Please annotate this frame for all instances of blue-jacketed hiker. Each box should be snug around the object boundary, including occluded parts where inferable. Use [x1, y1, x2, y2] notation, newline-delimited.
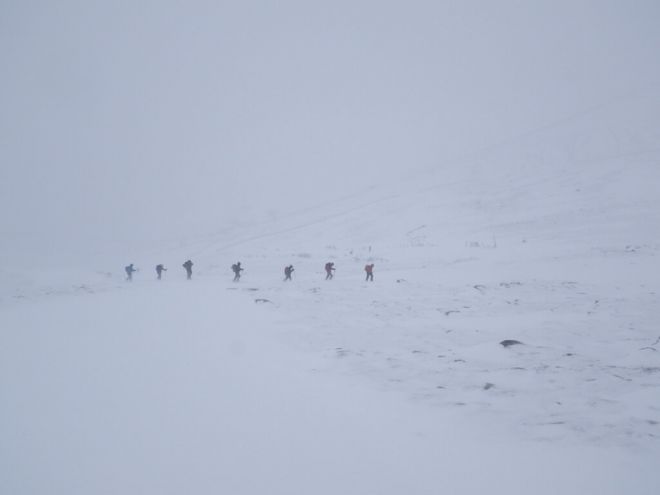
[232, 262, 243, 282]
[325, 262, 335, 280]
[183, 260, 193, 280]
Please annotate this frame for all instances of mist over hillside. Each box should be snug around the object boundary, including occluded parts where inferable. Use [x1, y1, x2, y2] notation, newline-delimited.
[2, 1, 659, 267]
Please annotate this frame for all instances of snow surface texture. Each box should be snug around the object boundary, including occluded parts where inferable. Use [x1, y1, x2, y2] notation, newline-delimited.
[2, 97, 660, 493]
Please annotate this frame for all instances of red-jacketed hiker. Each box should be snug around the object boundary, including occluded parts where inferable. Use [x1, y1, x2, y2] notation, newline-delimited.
[365, 263, 374, 282]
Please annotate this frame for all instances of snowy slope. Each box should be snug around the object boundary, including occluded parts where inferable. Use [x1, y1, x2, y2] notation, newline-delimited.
[3, 279, 657, 495]
[2, 94, 660, 493]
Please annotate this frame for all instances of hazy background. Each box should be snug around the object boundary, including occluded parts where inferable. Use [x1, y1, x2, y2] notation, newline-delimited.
[1, 0, 659, 265]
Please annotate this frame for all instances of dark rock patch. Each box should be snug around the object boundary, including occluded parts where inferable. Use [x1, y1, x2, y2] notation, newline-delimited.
[500, 339, 523, 347]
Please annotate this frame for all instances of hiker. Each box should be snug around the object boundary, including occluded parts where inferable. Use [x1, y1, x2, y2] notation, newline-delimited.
[125, 263, 137, 282]
[182, 259, 193, 280]
[155, 264, 167, 280]
[325, 262, 335, 280]
[365, 263, 374, 282]
[284, 265, 294, 281]
[232, 262, 243, 282]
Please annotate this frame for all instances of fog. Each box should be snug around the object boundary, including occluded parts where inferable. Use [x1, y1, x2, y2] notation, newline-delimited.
[1, 0, 659, 266]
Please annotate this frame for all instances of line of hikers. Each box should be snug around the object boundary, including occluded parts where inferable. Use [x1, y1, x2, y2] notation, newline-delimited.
[125, 260, 194, 282]
[125, 261, 375, 282]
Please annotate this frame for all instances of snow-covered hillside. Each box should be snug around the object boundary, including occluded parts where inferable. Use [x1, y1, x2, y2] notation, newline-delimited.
[2, 94, 660, 493]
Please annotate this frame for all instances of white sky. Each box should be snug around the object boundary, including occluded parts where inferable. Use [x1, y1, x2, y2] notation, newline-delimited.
[1, 0, 659, 263]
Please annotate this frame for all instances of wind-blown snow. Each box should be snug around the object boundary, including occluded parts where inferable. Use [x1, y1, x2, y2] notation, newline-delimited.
[2, 95, 660, 493]
[2, 280, 657, 495]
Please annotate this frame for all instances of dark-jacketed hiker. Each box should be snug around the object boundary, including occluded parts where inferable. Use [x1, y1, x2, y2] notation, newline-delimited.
[182, 260, 193, 280]
[156, 264, 167, 280]
[284, 265, 294, 281]
[325, 262, 335, 280]
[125, 263, 137, 282]
[365, 263, 374, 282]
[232, 262, 243, 282]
